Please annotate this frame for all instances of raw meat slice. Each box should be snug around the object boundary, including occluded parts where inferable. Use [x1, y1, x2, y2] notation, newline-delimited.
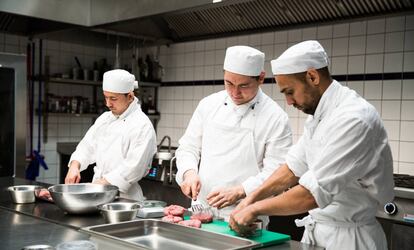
[191, 212, 213, 223]
[178, 219, 202, 228]
[161, 215, 184, 223]
[163, 205, 186, 217]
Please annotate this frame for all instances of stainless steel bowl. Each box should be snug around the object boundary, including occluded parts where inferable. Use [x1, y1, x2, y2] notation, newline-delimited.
[7, 185, 42, 204]
[98, 202, 141, 224]
[48, 184, 118, 214]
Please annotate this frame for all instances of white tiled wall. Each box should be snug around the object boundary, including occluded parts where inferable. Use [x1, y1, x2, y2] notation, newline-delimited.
[155, 14, 414, 175]
[0, 33, 115, 184]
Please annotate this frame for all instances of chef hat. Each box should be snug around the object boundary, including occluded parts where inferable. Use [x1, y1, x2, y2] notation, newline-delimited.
[102, 69, 138, 93]
[271, 40, 329, 75]
[223, 45, 265, 76]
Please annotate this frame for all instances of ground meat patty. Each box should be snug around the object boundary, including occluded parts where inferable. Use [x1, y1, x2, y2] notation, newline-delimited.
[178, 219, 202, 228]
[163, 205, 186, 217]
[190, 212, 213, 223]
[161, 215, 184, 223]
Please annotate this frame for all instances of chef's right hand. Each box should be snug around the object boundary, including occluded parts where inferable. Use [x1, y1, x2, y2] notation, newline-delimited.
[180, 169, 201, 201]
[65, 161, 81, 184]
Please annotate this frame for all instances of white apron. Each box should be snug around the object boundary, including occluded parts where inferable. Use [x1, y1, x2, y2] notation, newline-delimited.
[196, 99, 265, 223]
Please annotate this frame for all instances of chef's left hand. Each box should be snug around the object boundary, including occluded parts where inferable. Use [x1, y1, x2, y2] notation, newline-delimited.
[92, 178, 110, 185]
[229, 204, 258, 233]
[206, 185, 246, 209]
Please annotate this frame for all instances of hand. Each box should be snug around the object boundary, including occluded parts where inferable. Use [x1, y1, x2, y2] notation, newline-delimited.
[65, 161, 81, 184]
[206, 185, 246, 209]
[229, 204, 258, 234]
[180, 170, 201, 200]
[92, 178, 110, 185]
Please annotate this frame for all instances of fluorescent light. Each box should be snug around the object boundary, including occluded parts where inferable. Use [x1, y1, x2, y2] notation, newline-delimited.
[213, 0, 222, 3]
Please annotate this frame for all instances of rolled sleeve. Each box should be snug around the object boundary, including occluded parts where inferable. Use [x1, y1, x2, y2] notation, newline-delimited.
[299, 170, 332, 208]
[286, 136, 308, 177]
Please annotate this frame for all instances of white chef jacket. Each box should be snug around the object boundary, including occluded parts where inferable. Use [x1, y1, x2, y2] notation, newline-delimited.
[69, 97, 157, 201]
[287, 80, 394, 249]
[176, 88, 292, 196]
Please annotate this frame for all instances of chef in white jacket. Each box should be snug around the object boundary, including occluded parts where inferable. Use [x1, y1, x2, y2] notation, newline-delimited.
[175, 45, 292, 222]
[65, 69, 157, 201]
[229, 41, 394, 249]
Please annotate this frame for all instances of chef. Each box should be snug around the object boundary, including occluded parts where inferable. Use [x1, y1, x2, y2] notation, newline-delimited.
[175, 45, 292, 222]
[229, 40, 394, 249]
[65, 69, 157, 201]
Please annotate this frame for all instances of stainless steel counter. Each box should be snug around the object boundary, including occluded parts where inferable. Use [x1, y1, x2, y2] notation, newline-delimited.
[0, 177, 322, 250]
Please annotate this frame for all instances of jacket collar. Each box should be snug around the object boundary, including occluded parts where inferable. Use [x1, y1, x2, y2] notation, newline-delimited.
[109, 96, 139, 120]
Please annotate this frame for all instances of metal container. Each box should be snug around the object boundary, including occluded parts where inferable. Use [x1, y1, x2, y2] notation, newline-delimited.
[81, 219, 261, 250]
[21, 245, 55, 250]
[7, 185, 42, 204]
[56, 240, 97, 250]
[98, 202, 141, 224]
[48, 184, 118, 214]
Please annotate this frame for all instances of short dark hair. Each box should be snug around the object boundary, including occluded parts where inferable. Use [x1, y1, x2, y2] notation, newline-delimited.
[290, 67, 331, 83]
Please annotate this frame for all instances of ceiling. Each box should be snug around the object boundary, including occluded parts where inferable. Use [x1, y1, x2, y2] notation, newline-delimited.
[0, 0, 413, 47]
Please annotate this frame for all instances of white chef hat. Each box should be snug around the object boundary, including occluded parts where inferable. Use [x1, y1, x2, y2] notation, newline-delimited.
[271, 40, 329, 75]
[223, 45, 265, 76]
[102, 69, 138, 93]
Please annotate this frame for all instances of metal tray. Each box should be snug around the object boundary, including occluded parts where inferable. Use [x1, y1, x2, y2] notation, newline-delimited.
[81, 219, 261, 250]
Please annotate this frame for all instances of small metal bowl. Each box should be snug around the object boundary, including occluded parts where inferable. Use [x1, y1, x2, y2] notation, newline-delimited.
[22, 244, 54, 250]
[98, 202, 141, 224]
[7, 185, 42, 204]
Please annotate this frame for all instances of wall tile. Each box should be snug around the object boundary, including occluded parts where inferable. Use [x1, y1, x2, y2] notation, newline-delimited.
[367, 18, 385, 34]
[274, 43, 288, 58]
[366, 34, 385, 54]
[347, 81, 364, 96]
[204, 50, 215, 65]
[383, 80, 402, 99]
[349, 36, 366, 55]
[288, 29, 302, 42]
[383, 120, 400, 140]
[194, 66, 203, 81]
[399, 162, 414, 175]
[402, 80, 414, 99]
[350, 21, 367, 36]
[385, 32, 404, 52]
[274, 31, 288, 44]
[364, 81, 382, 100]
[382, 101, 401, 120]
[302, 27, 317, 40]
[333, 23, 349, 37]
[406, 14, 414, 30]
[400, 142, 414, 162]
[237, 35, 249, 45]
[261, 45, 274, 60]
[348, 55, 365, 74]
[318, 39, 332, 56]
[332, 37, 349, 56]
[248, 34, 261, 46]
[389, 141, 399, 164]
[215, 49, 225, 65]
[365, 54, 383, 73]
[184, 53, 194, 67]
[317, 25, 333, 39]
[331, 56, 348, 75]
[205, 39, 215, 50]
[386, 16, 405, 32]
[401, 121, 414, 141]
[226, 36, 238, 47]
[402, 101, 414, 120]
[261, 32, 275, 45]
[405, 30, 414, 51]
[384, 53, 403, 73]
[404, 52, 414, 72]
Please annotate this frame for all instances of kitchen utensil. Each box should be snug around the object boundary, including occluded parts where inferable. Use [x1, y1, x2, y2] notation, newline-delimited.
[81, 219, 260, 250]
[98, 202, 141, 224]
[22, 244, 55, 250]
[191, 199, 204, 213]
[7, 185, 42, 203]
[48, 184, 118, 214]
[136, 206, 165, 218]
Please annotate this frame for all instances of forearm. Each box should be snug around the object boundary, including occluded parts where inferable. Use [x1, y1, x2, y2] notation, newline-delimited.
[252, 184, 317, 216]
[247, 164, 298, 203]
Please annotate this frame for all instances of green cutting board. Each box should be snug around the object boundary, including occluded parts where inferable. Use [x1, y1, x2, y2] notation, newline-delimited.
[184, 216, 290, 248]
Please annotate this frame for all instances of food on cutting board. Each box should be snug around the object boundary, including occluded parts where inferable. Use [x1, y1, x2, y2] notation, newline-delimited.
[161, 214, 184, 223]
[178, 219, 202, 228]
[163, 205, 186, 216]
[190, 212, 213, 223]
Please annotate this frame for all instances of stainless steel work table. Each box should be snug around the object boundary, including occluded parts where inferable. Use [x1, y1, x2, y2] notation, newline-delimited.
[0, 177, 322, 250]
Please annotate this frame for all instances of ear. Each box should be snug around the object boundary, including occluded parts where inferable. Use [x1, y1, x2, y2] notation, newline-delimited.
[258, 71, 265, 85]
[306, 68, 320, 86]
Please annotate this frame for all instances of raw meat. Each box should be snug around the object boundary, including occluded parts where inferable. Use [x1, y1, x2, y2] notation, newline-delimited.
[161, 215, 183, 223]
[191, 212, 213, 223]
[35, 188, 53, 202]
[163, 205, 186, 217]
[178, 219, 202, 228]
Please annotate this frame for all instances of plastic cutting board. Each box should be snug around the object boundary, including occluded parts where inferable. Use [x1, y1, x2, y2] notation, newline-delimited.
[184, 216, 290, 247]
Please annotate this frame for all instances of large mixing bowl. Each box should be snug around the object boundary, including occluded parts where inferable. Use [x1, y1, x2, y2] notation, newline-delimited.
[48, 184, 118, 214]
